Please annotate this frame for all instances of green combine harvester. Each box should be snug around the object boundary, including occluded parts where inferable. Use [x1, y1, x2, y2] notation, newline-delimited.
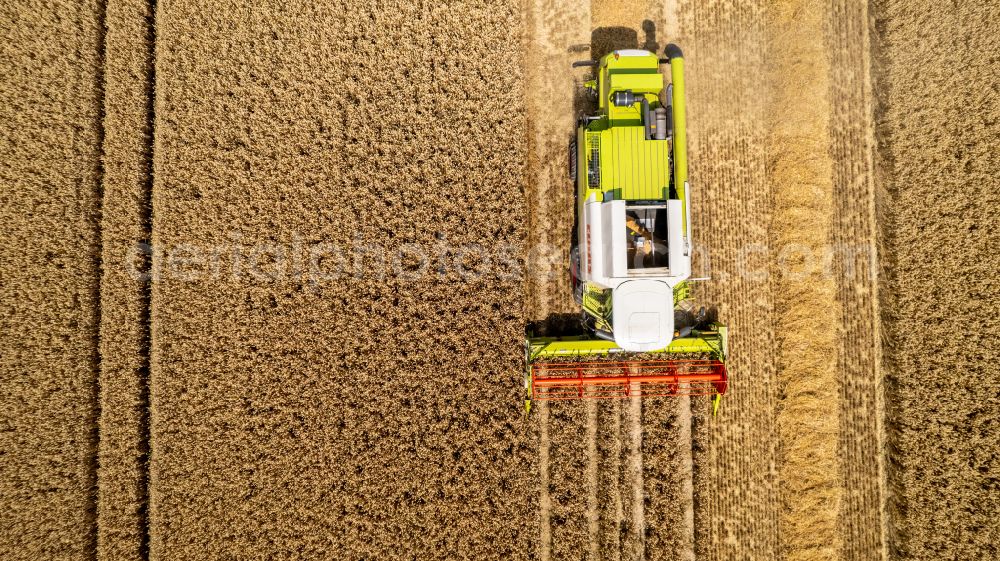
[525, 45, 729, 412]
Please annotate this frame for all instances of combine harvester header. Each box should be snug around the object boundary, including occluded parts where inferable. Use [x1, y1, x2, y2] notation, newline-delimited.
[525, 44, 729, 412]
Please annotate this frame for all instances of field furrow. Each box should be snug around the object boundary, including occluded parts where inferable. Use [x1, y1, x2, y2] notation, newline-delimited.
[96, 0, 156, 558]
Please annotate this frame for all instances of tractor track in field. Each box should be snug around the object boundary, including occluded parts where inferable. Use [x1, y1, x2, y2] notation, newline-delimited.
[585, 400, 601, 561]
[676, 396, 696, 561]
[623, 395, 646, 560]
[598, 400, 625, 561]
[538, 402, 554, 561]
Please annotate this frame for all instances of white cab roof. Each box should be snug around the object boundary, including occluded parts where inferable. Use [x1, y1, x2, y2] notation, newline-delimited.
[611, 279, 674, 352]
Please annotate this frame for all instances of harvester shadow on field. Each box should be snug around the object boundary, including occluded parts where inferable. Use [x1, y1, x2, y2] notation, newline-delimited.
[528, 312, 585, 338]
[589, 20, 659, 61]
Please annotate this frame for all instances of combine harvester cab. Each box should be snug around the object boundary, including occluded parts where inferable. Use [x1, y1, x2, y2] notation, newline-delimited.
[526, 45, 729, 412]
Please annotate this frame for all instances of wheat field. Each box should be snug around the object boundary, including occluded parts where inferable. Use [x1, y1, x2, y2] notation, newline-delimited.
[0, 0, 997, 560]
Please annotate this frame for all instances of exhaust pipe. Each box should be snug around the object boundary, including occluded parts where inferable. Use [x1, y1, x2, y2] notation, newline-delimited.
[611, 90, 654, 141]
[654, 107, 668, 140]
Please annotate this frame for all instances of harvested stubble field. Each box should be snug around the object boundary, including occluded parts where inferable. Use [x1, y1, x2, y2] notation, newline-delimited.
[0, 0, 997, 560]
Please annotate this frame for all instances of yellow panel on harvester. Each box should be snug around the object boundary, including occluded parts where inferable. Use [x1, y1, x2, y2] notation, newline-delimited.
[608, 72, 664, 95]
[600, 126, 672, 201]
